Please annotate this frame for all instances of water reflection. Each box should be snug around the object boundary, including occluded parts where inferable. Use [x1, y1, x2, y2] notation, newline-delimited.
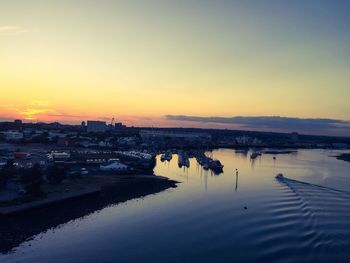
[2, 149, 350, 263]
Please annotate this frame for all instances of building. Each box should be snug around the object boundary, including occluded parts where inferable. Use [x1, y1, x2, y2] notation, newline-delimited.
[100, 161, 128, 171]
[57, 137, 74, 147]
[115, 122, 126, 129]
[14, 119, 23, 125]
[3, 131, 24, 141]
[87, 121, 107, 133]
[117, 137, 137, 147]
[48, 131, 67, 139]
[291, 132, 299, 142]
[14, 151, 31, 159]
[48, 151, 71, 161]
[235, 136, 253, 145]
[70, 151, 118, 164]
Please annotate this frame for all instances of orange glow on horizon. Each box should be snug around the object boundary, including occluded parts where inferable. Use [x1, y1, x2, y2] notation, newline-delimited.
[0, 1, 349, 135]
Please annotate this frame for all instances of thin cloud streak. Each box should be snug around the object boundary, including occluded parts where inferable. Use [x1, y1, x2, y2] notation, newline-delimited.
[165, 115, 350, 136]
[0, 25, 34, 35]
[47, 114, 90, 119]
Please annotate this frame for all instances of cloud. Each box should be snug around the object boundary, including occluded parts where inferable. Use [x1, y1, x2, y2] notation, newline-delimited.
[30, 100, 50, 107]
[17, 108, 53, 120]
[0, 26, 20, 32]
[165, 115, 350, 136]
[47, 114, 90, 119]
[0, 25, 34, 35]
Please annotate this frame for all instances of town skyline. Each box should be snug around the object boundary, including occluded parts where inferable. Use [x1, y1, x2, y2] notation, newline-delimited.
[0, 115, 349, 137]
[1, 2, 350, 262]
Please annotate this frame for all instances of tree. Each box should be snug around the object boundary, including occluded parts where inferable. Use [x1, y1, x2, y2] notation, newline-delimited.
[0, 160, 16, 189]
[0, 170, 5, 189]
[32, 132, 49, 143]
[21, 163, 44, 197]
[3, 160, 16, 175]
[47, 165, 65, 184]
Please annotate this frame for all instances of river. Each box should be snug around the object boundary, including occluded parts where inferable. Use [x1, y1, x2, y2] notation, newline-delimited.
[1, 149, 350, 262]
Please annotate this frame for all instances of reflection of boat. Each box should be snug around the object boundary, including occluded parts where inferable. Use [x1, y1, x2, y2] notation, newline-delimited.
[203, 163, 209, 170]
[250, 151, 262, 160]
[264, 150, 297, 155]
[178, 151, 190, 168]
[184, 158, 190, 168]
[178, 154, 183, 167]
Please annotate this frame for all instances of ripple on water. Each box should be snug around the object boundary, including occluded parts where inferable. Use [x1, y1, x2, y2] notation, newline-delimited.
[244, 176, 350, 262]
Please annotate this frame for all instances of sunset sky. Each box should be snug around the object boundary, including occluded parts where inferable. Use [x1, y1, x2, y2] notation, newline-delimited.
[0, 1, 349, 135]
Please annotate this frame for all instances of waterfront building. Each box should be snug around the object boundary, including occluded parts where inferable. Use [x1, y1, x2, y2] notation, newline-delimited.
[115, 122, 126, 129]
[14, 119, 22, 125]
[87, 121, 107, 133]
[48, 151, 71, 161]
[235, 136, 253, 146]
[100, 161, 128, 171]
[2, 131, 24, 141]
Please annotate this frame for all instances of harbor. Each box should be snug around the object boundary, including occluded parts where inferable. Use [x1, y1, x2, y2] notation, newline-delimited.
[2, 149, 350, 262]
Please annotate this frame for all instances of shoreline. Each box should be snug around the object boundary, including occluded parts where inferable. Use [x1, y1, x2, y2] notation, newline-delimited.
[336, 153, 350, 163]
[0, 174, 176, 216]
[0, 186, 100, 216]
[0, 174, 178, 253]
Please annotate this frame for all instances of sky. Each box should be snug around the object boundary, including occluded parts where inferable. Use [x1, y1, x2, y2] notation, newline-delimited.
[0, 0, 349, 136]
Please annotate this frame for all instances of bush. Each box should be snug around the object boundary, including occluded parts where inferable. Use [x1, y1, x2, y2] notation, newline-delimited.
[0, 160, 16, 189]
[0, 170, 5, 189]
[47, 165, 65, 184]
[21, 163, 44, 197]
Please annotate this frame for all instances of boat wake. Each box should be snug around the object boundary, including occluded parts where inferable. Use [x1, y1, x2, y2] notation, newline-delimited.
[267, 175, 350, 262]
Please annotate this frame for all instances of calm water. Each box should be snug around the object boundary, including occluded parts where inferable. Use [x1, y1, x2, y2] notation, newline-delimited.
[2, 149, 350, 263]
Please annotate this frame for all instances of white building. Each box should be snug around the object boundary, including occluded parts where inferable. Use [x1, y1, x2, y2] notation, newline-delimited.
[3, 131, 24, 141]
[117, 137, 137, 146]
[48, 151, 71, 161]
[48, 131, 67, 139]
[100, 161, 128, 171]
[235, 136, 253, 145]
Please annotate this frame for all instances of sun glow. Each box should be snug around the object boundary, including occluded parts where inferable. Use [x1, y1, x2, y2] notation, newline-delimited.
[0, 1, 349, 135]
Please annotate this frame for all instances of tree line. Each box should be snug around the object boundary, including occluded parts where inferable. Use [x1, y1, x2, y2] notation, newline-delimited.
[0, 161, 66, 198]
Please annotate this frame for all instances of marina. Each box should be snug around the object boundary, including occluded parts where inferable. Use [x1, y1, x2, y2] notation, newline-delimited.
[0, 1, 349, 262]
[2, 149, 350, 262]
